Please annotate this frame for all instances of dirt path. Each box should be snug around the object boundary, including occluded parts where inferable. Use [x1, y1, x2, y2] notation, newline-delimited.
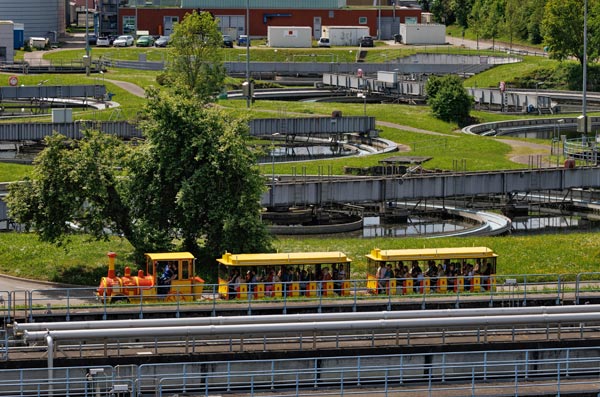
[496, 138, 554, 167]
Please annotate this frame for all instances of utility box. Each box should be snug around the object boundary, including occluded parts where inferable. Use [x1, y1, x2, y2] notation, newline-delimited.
[0, 21, 15, 62]
[268, 26, 312, 48]
[52, 108, 73, 123]
[577, 115, 592, 133]
[321, 26, 370, 46]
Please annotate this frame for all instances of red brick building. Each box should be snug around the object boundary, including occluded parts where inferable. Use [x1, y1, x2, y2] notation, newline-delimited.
[118, 6, 422, 40]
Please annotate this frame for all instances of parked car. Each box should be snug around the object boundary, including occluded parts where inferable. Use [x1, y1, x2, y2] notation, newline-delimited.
[96, 36, 110, 47]
[113, 35, 134, 47]
[222, 34, 234, 48]
[136, 35, 155, 47]
[85, 34, 97, 46]
[154, 35, 170, 47]
[359, 35, 374, 47]
[317, 37, 330, 48]
[237, 35, 250, 46]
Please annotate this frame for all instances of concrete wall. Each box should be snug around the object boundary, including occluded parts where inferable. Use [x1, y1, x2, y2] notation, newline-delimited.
[0, 0, 65, 41]
[0, 21, 15, 63]
[400, 23, 445, 45]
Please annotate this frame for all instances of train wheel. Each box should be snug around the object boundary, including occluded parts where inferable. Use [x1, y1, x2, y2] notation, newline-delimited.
[165, 292, 180, 302]
[110, 295, 129, 304]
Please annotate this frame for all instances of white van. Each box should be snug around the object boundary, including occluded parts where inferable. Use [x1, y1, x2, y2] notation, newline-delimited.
[317, 37, 330, 47]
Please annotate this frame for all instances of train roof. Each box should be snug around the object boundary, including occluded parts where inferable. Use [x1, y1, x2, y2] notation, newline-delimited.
[145, 252, 196, 261]
[366, 247, 497, 261]
[217, 251, 351, 266]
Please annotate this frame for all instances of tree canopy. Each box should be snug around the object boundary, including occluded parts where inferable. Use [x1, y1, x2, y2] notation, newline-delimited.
[426, 75, 473, 126]
[167, 10, 226, 101]
[541, 0, 600, 65]
[7, 11, 272, 274]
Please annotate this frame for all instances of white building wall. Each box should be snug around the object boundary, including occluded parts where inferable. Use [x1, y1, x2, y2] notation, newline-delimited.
[0, 0, 64, 41]
[0, 21, 15, 63]
[399, 23, 445, 45]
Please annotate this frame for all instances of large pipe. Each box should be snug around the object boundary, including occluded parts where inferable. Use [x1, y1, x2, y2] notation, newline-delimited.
[46, 334, 54, 396]
[15, 305, 600, 332]
[24, 311, 600, 342]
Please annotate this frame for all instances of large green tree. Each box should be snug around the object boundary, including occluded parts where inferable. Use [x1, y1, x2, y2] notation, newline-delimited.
[167, 10, 226, 101]
[7, 11, 272, 271]
[541, 0, 600, 65]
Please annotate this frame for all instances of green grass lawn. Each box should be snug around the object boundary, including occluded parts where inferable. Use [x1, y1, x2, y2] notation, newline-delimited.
[1, 232, 597, 285]
[0, 43, 594, 284]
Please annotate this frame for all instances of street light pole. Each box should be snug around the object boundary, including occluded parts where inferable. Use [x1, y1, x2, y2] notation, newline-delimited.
[271, 133, 280, 183]
[85, 0, 90, 58]
[377, 0, 381, 41]
[246, 0, 251, 108]
[583, 0, 588, 136]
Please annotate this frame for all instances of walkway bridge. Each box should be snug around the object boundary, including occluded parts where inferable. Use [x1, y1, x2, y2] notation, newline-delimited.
[261, 166, 600, 207]
[0, 116, 375, 142]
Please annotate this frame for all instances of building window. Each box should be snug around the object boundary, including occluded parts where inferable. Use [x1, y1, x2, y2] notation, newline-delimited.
[123, 16, 135, 33]
[359, 17, 367, 25]
[329, 11, 334, 19]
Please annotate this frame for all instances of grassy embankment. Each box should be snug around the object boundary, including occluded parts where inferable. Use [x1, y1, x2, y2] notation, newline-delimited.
[0, 45, 597, 285]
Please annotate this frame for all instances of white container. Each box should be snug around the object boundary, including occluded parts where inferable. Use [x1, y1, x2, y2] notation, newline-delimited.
[321, 26, 370, 46]
[267, 26, 312, 48]
[399, 23, 446, 45]
[29, 36, 48, 49]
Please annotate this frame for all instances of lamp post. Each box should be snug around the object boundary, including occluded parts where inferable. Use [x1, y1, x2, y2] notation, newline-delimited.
[246, 0, 251, 108]
[135, 0, 138, 37]
[271, 133, 280, 183]
[583, 0, 588, 136]
[377, 0, 381, 40]
[85, 0, 90, 77]
[357, 91, 366, 116]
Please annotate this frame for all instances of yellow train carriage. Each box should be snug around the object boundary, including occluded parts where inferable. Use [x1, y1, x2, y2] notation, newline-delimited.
[366, 247, 497, 295]
[217, 251, 352, 299]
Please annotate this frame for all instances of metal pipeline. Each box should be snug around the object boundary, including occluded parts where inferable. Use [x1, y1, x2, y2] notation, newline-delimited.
[15, 304, 600, 333]
[23, 311, 600, 342]
[46, 333, 53, 397]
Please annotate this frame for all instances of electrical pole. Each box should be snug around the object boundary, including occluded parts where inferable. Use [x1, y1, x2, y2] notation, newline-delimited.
[246, 0, 251, 108]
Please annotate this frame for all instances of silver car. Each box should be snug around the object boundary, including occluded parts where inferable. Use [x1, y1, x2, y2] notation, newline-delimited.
[113, 35, 134, 47]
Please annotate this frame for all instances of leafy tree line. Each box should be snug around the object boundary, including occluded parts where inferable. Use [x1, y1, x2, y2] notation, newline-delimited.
[7, 11, 272, 278]
[417, 0, 545, 45]
[417, 0, 600, 65]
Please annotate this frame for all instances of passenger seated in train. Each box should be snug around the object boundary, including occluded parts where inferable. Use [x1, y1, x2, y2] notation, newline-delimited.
[158, 262, 177, 296]
[228, 269, 241, 299]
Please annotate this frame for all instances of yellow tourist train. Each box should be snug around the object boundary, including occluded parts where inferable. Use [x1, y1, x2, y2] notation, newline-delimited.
[96, 247, 497, 303]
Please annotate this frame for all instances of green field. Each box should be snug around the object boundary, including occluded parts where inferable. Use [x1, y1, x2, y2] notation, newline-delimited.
[0, 232, 597, 286]
[0, 44, 597, 285]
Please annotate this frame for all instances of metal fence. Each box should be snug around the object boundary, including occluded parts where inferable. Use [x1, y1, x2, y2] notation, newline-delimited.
[563, 136, 599, 165]
[1, 272, 598, 324]
[1, 347, 600, 396]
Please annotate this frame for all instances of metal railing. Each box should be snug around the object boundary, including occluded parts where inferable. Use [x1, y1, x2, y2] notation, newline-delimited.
[563, 136, 599, 165]
[1, 346, 600, 396]
[0, 272, 596, 324]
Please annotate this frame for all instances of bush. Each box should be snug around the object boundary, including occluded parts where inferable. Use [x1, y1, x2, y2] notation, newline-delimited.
[426, 75, 473, 126]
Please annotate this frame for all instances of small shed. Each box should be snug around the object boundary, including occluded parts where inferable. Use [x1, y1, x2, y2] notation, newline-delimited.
[0, 21, 15, 63]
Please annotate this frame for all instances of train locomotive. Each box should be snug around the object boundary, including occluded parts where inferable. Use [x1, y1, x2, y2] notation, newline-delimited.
[96, 252, 205, 303]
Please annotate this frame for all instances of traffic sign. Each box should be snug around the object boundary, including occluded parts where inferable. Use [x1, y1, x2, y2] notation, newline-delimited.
[8, 75, 18, 86]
